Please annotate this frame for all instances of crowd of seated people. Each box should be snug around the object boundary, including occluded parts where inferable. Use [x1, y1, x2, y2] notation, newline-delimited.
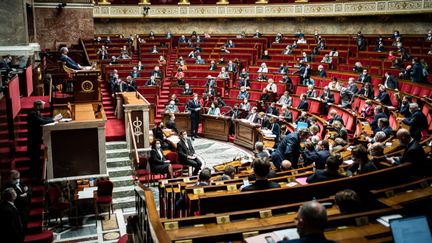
[94, 30, 432, 192]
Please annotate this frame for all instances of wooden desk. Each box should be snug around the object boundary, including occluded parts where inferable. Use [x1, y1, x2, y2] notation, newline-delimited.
[201, 114, 230, 141]
[74, 103, 95, 121]
[163, 112, 191, 135]
[376, 187, 432, 207]
[234, 119, 260, 150]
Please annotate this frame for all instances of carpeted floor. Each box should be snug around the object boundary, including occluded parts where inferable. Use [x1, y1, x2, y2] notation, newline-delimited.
[20, 96, 50, 109]
[106, 119, 126, 141]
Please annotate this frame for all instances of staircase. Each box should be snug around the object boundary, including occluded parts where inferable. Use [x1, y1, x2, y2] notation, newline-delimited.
[0, 101, 54, 242]
[105, 141, 135, 209]
[155, 51, 178, 123]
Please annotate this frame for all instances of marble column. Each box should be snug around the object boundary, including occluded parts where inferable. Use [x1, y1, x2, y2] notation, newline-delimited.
[33, 2, 94, 50]
[0, 0, 28, 46]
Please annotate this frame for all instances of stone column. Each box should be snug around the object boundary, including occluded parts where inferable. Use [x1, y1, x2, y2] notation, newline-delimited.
[0, 0, 28, 46]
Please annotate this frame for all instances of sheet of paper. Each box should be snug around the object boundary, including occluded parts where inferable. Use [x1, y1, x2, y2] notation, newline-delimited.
[273, 228, 300, 241]
[296, 177, 308, 185]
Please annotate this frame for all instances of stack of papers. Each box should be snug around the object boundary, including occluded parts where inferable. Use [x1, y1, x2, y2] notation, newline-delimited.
[377, 214, 403, 227]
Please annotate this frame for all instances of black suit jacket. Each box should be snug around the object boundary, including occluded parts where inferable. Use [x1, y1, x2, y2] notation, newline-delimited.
[297, 100, 309, 111]
[306, 169, 346, 183]
[0, 201, 24, 243]
[358, 74, 372, 83]
[242, 179, 281, 191]
[187, 99, 202, 119]
[177, 138, 195, 162]
[377, 91, 392, 106]
[402, 110, 428, 141]
[399, 103, 411, 118]
[400, 140, 427, 175]
[371, 112, 388, 132]
[319, 91, 335, 103]
[27, 109, 54, 153]
[149, 149, 166, 167]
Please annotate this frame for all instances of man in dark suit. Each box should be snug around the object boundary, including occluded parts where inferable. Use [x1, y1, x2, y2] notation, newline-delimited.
[0, 188, 24, 243]
[398, 96, 412, 118]
[241, 158, 280, 191]
[271, 128, 311, 169]
[327, 110, 343, 126]
[306, 155, 346, 183]
[391, 129, 428, 176]
[297, 94, 309, 111]
[370, 106, 388, 133]
[268, 116, 281, 143]
[375, 85, 392, 106]
[384, 72, 398, 89]
[27, 100, 59, 176]
[0, 55, 12, 71]
[177, 130, 202, 176]
[319, 86, 335, 104]
[402, 103, 428, 141]
[2, 170, 31, 233]
[357, 69, 372, 83]
[60, 47, 83, 70]
[186, 93, 202, 139]
[377, 118, 394, 139]
[278, 201, 335, 243]
[246, 107, 259, 123]
[266, 102, 279, 116]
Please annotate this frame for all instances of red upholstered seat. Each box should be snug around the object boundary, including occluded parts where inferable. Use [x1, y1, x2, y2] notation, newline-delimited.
[399, 82, 412, 93]
[411, 86, 421, 96]
[97, 195, 112, 204]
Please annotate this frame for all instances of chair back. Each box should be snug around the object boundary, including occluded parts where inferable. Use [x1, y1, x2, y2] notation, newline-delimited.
[166, 151, 178, 164]
[47, 185, 62, 206]
[97, 179, 114, 197]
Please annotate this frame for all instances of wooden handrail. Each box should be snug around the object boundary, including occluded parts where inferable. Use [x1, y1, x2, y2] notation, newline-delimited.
[127, 112, 140, 165]
[79, 38, 91, 66]
[135, 185, 171, 242]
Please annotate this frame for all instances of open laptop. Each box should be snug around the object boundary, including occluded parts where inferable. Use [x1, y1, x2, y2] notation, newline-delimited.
[296, 122, 309, 131]
[390, 215, 432, 243]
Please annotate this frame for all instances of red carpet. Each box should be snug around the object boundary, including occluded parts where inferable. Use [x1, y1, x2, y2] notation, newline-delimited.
[106, 119, 126, 141]
[20, 96, 50, 109]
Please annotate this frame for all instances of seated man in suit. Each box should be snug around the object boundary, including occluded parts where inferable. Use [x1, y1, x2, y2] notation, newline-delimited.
[177, 130, 203, 176]
[307, 155, 346, 183]
[402, 103, 428, 141]
[195, 168, 211, 186]
[246, 107, 259, 123]
[370, 105, 388, 133]
[390, 128, 428, 176]
[375, 85, 392, 106]
[241, 158, 281, 191]
[60, 47, 92, 70]
[358, 69, 372, 83]
[327, 109, 344, 126]
[279, 201, 335, 243]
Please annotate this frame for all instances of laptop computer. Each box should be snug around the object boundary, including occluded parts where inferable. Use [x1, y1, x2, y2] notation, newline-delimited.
[390, 215, 432, 243]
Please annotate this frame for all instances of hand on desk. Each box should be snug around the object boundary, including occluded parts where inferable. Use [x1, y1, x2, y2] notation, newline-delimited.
[164, 160, 171, 163]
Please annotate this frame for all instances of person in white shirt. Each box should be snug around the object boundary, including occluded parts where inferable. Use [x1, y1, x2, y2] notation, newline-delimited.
[257, 62, 268, 73]
[264, 78, 277, 94]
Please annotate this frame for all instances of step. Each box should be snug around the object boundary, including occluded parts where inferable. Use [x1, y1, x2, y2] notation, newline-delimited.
[106, 148, 129, 158]
[112, 185, 135, 198]
[110, 175, 134, 187]
[26, 220, 43, 234]
[29, 208, 43, 220]
[107, 166, 133, 177]
[24, 230, 54, 243]
[31, 196, 44, 207]
[106, 141, 128, 150]
[106, 156, 131, 167]
[112, 196, 135, 210]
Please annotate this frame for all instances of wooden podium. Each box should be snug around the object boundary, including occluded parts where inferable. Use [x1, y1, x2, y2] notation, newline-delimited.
[201, 114, 230, 141]
[163, 112, 191, 134]
[234, 119, 260, 150]
[73, 70, 100, 103]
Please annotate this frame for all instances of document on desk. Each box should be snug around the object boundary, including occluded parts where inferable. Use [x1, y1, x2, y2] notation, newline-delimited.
[245, 228, 299, 243]
[83, 187, 98, 192]
[78, 190, 94, 199]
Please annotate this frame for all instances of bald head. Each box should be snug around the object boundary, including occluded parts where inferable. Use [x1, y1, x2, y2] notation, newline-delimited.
[297, 201, 328, 237]
[396, 128, 412, 145]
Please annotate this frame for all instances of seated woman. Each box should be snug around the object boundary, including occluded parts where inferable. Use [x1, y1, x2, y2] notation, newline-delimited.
[239, 68, 249, 79]
[120, 45, 130, 59]
[153, 123, 175, 151]
[164, 100, 179, 114]
[280, 105, 293, 123]
[361, 99, 374, 123]
[146, 76, 158, 86]
[175, 68, 185, 85]
[240, 98, 251, 111]
[183, 83, 193, 95]
[256, 73, 268, 82]
[257, 62, 268, 73]
[158, 56, 167, 66]
[237, 86, 249, 100]
[357, 82, 374, 99]
[207, 102, 220, 116]
[328, 77, 341, 91]
[149, 140, 173, 178]
[238, 77, 251, 89]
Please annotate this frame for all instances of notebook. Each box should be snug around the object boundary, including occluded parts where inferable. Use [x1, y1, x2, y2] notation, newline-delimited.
[390, 216, 432, 243]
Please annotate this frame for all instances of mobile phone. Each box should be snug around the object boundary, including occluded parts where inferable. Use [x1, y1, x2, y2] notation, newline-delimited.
[265, 236, 276, 243]
[243, 179, 250, 187]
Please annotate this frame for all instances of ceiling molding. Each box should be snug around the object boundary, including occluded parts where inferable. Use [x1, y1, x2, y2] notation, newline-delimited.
[93, 0, 432, 19]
